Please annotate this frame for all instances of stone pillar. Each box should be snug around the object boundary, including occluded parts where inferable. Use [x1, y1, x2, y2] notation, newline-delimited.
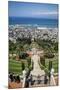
[50, 68, 56, 86]
[22, 70, 26, 88]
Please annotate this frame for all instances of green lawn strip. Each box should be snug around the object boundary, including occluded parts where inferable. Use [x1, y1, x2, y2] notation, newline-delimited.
[9, 61, 22, 69]
[9, 67, 21, 71]
[52, 63, 58, 72]
[9, 65, 22, 74]
[9, 59, 21, 63]
[9, 59, 29, 74]
[9, 69, 21, 74]
[9, 63, 22, 69]
[9, 62, 21, 67]
[9, 67, 22, 71]
[9, 59, 22, 74]
[45, 57, 58, 73]
[9, 66, 22, 74]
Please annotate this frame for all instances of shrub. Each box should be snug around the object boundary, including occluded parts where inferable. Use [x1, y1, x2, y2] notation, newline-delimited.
[27, 57, 31, 68]
[21, 62, 25, 70]
[19, 52, 29, 59]
[44, 52, 54, 58]
[40, 56, 45, 66]
[48, 60, 52, 71]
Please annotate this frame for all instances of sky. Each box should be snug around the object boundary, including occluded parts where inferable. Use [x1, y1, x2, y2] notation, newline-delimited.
[8, 1, 58, 19]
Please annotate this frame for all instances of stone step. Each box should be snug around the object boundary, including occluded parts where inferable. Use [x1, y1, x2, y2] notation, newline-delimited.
[30, 70, 45, 76]
[29, 83, 50, 87]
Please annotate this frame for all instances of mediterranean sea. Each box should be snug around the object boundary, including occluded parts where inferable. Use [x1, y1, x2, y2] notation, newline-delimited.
[9, 17, 58, 28]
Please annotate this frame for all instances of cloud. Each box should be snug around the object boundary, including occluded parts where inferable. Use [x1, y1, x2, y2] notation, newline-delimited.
[32, 11, 58, 16]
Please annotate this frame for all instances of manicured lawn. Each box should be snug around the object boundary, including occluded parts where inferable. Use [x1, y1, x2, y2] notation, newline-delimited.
[9, 53, 58, 75]
[9, 58, 29, 74]
[9, 59, 22, 74]
[45, 54, 58, 73]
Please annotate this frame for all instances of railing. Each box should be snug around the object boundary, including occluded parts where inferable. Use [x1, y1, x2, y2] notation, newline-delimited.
[28, 74, 49, 86]
[8, 71, 58, 87]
